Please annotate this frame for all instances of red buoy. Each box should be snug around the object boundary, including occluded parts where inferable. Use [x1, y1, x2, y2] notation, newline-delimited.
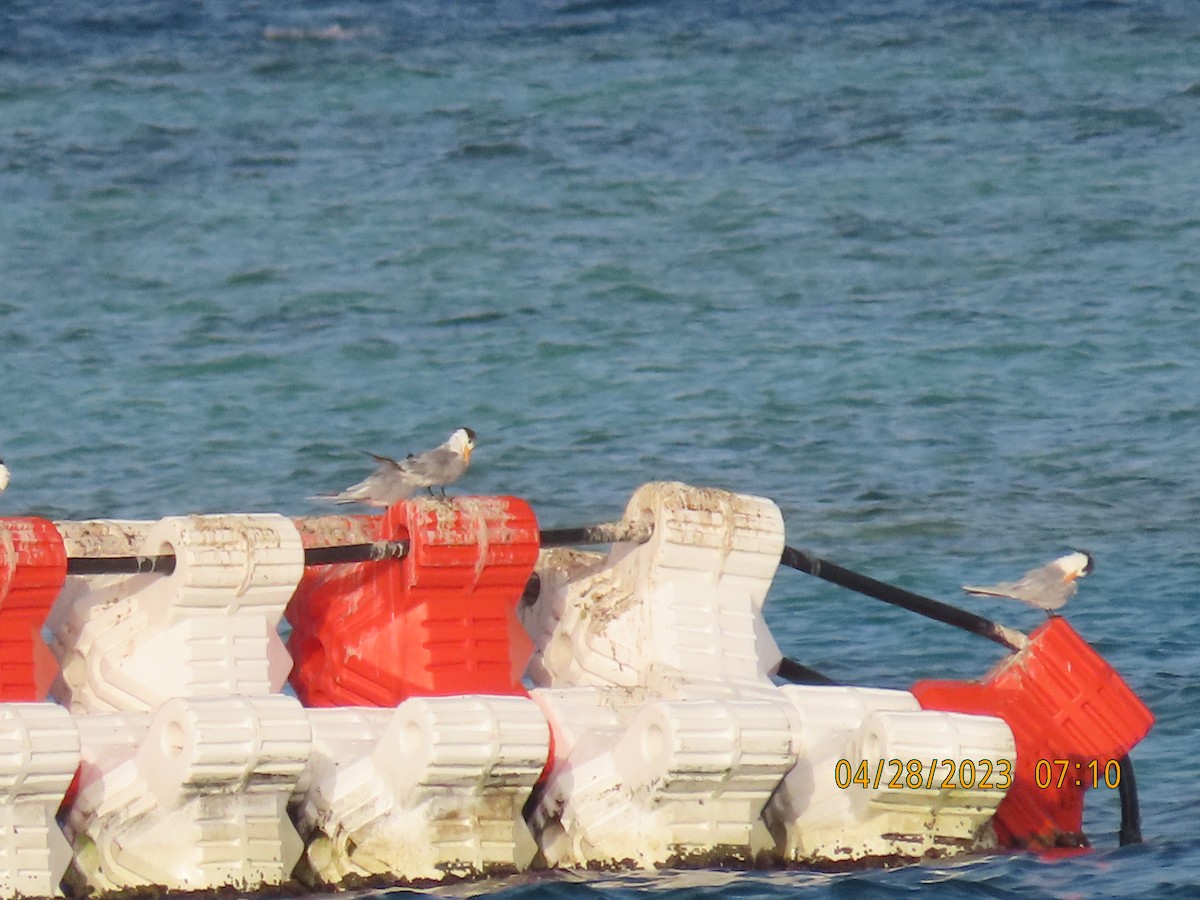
[913, 617, 1154, 849]
[287, 497, 540, 707]
[0, 518, 68, 700]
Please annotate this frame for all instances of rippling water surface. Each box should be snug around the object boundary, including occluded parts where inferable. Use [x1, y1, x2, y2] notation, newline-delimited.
[2, 2, 1199, 897]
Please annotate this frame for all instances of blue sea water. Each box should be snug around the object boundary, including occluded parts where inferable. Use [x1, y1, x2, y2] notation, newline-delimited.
[2, 0, 1199, 897]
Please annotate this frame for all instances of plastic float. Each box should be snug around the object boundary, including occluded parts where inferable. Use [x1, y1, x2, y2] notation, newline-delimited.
[0, 519, 78, 900]
[64, 695, 310, 896]
[913, 618, 1154, 850]
[288, 496, 541, 706]
[293, 695, 547, 885]
[0, 482, 1152, 898]
[521, 484, 1018, 867]
[49, 514, 302, 711]
[0, 517, 66, 701]
[0, 703, 77, 899]
[46, 516, 310, 895]
[522, 485, 823, 866]
[287, 496, 548, 884]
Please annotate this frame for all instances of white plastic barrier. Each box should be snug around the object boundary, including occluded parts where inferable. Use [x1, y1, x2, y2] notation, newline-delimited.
[64, 695, 310, 895]
[0, 704, 79, 900]
[530, 689, 800, 868]
[46, 515, 303, 712]
[293, 695, 550, 885]
[522, 484, 801, 867]
[522, 482, 1017, 868]
[523, 482, 787, 696]
[764, 685, 1015, 863]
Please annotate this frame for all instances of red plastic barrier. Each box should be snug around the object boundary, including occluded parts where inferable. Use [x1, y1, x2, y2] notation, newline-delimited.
[912, 617, 1153, 850]
[0, 518, 68, 700]
[287, 497, 541, 707]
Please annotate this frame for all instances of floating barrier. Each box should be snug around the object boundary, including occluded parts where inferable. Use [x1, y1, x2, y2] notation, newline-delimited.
[0, 703, 78, 899]
[522, 483, 801, 867]
[294, 695, 548, 885]
[48, 514, 303, 712]
[288, 496, 540, 706]
[764, 686, 1013, 863]
[0, 484, 1154, 897]
[0, 518, 67, 701]
[0, 521, 82, 900]
[41, 513, 312, 896]
[65, 695, 309, 896]
[522, 482, 787, 694]
[913, 616, 1154, 849]
[521, 483, 1018, 868]
[286, 497, 547, 884]
[529, 689, 800, 868]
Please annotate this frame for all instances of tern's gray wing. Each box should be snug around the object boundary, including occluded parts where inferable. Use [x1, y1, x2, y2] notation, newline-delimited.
[397, 445, 468, 486]
[313, 454, 416, 506]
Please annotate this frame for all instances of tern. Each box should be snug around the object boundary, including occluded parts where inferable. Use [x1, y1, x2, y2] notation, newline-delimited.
[0, 458, 8, 498]
[962, 551, 1094, 614]
[313, 427, 476, 507]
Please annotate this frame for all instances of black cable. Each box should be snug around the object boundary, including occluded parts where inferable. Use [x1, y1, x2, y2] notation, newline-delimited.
[1117, 753, 1143, 846]
[65, 540, 410, 576]
[64, 519, 646, 576]
[540, 521, 651, 547]
[776, 656, 838, 685]
[302, 541, 409, 566]
[66, 555, 176, 575]
[780, 545, 1027, 652]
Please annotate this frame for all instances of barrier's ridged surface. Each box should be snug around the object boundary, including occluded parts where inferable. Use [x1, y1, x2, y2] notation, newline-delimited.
[47, 515, 303, 712]
[523, 482, 786, 696]
[0, 703, 79, 899]
[65, 696, 310, 896]
[294, 695, 549, 884]
[524, 484, 804, 868]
